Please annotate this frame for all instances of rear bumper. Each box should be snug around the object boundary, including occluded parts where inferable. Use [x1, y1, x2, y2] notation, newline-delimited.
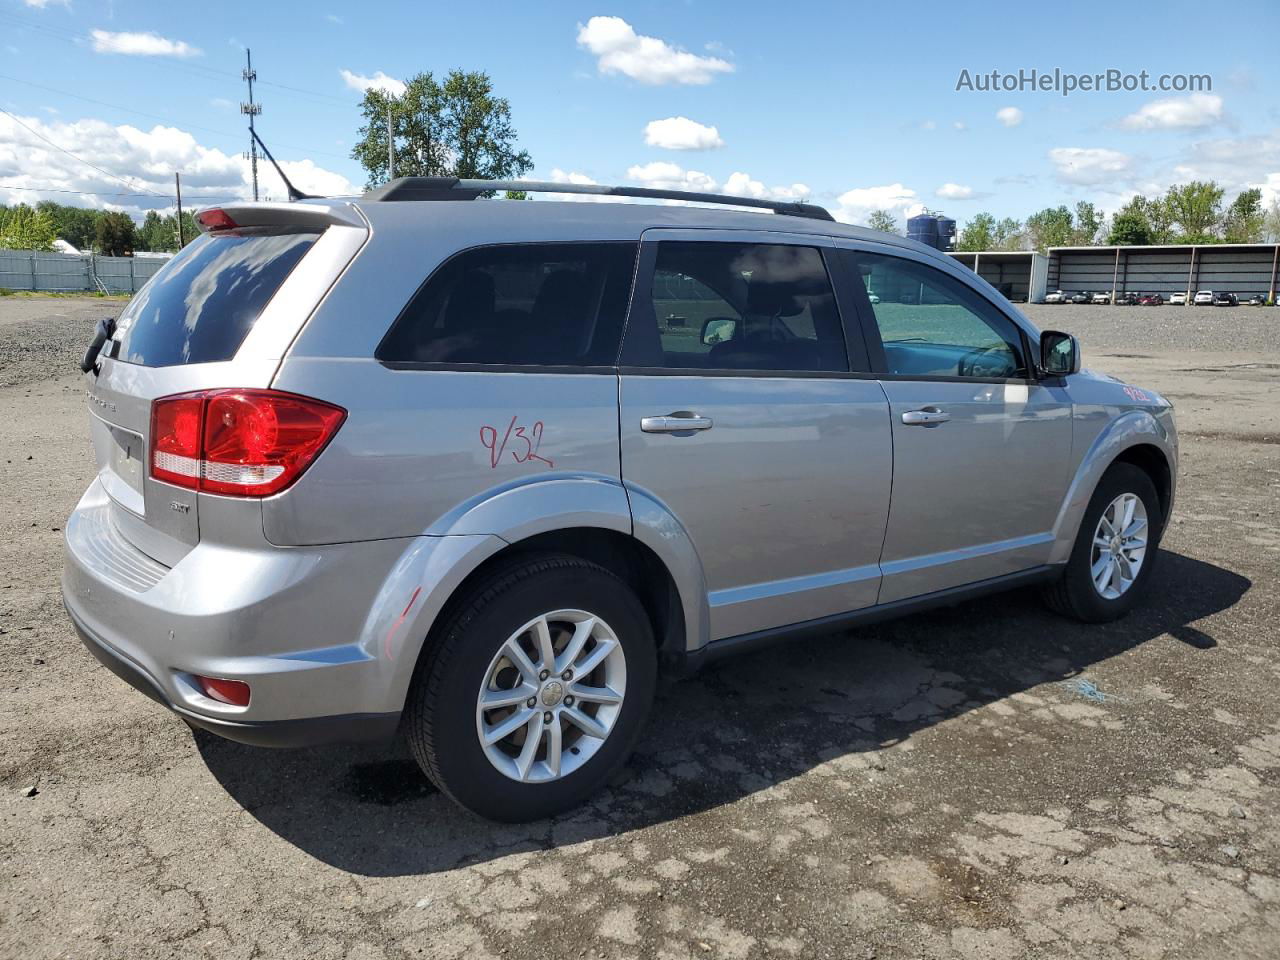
[61, 477, 424, 745]
[68, 602, 398, 747]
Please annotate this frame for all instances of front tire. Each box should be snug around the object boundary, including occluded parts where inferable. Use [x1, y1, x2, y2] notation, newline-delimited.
[405, 555, 656, 822]
[1043, 463, 1162, 623]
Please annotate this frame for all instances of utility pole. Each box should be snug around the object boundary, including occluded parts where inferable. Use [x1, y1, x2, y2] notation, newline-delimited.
[174, 173, 185, 248]
[240, 48, 262, 201]
[387, 100, 395, 180]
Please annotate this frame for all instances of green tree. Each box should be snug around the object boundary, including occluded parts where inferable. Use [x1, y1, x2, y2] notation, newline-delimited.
[137, 211, 168, 252]
[94, 211, 137, 257]
[866, 209, 898, 234]
[36, 201, 100, 251]
[1107, 210, 1152, 245]
[1165, 180, 1224, 241]
[1072, 201, 1104, 245]
[1222, 188, 1264, 243]
[1263, 199, 1280, 243]
[1025, 205, 1075, 252]
[351, 70, 533, 189]
[0, 203, 57, 250]
[956, 212, 995, 251]
[992, 217, 1024, 250]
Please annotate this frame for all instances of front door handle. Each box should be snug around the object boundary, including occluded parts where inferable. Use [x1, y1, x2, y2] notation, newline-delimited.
[641, 414, 714, 433]
[901, 407, 950, 426]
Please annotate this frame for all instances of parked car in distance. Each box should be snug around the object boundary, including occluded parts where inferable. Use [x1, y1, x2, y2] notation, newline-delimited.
[1168, 291, 1188, 305]
[1194, 290, 1214, 305]
[1044, 290, 1069, 304]
[1213, 291, 1238, 307]
[1091, 291, 1112, 305]
[1070, 291, 1091, 304]
[1138, 293, 1164, 305]
[1245, 294, 1267, 306]
[63, 178, 1179, 821]
[1116, 292, 1140, 306]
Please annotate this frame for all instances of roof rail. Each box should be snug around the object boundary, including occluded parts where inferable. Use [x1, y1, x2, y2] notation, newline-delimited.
[362, 177, 835, 222]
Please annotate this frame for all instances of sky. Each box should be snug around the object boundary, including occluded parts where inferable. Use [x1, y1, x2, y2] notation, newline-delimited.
[2, 0, 1278, 228]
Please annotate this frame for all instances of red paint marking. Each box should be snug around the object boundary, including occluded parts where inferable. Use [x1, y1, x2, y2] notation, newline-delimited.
[479, 417, 554, 469]
[1123, 386, 1150, 403]
[382, 586, 422, 659]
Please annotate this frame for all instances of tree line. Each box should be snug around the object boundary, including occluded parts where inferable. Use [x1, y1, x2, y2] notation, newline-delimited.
[869, 181, 1279, 252]
[0, 201, 198, 256]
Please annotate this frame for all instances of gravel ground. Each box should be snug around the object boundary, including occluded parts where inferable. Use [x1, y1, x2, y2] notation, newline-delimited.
[1, 296, 1278, 960]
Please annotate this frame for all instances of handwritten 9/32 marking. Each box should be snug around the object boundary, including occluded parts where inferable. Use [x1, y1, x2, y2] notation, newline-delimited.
[480, 416, 554, 469]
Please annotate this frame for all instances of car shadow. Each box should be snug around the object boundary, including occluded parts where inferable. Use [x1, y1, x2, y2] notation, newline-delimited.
[195, 550, 1248, 877]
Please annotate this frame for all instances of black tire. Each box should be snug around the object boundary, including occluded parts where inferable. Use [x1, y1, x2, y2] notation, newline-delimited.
[1043, 462, 1162, 623]
[404, 555, 656, 822]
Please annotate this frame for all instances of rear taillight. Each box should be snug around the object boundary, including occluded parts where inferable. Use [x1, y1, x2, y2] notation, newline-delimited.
[195, 208, 238, 232]
[150, 389, 346, 497]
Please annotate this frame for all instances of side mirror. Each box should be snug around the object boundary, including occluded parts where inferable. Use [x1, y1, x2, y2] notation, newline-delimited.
[1040, 330, 1080, 376]
[700, 317, 737, 346]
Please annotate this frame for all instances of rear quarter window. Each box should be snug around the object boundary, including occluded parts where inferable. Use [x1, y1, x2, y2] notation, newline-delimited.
[112, 229, 319, 367]
[376, 242, 637, 367]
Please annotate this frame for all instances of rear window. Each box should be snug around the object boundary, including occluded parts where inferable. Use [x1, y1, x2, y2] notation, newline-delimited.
[376, 242, 637, 367]
[112, 230, 319, 367]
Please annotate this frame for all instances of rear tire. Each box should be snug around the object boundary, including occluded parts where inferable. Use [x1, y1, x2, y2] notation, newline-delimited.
[1043, 462, 1162, 623]
[405, 555, 656, 822]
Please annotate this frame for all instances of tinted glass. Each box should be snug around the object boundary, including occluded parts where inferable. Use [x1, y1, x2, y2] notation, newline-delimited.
[852, 252, 1026, 379]
[113, 230, 318, 367]
[637, 242, 847, 372]
[377, 243, 637, 366]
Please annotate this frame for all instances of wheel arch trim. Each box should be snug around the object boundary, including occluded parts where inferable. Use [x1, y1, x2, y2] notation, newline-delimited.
[1049, 411, 1176, 564]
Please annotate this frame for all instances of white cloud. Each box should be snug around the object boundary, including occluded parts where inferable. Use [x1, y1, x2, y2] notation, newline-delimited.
[576, 16, 733, 85]
[90, 30, 202, 58]
[953, 121, 967, 131]
[1048, 147, 1134, 185]
[1120, 93, 1224, 130]
[721, 172, 809, 201]
[0, 112, 356, 218]
[339, 69, 406, 98]
[643, 116, 724, 151]
[626, 161, 717, 192]
[920, 120, 937, 131]
[23, 0, 68, 7]
[325, 13, 344, 24]
[832, 183, 923, 225]
[936, 182, 973, 199]
[996, 106, 1023, 128]
[536, 168, 614, 202]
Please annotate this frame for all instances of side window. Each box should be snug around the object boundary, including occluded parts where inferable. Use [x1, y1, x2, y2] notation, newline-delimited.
[852, 252, 1027, 379]
[377, 242, 637, 366]
[638, 242, 847, 372]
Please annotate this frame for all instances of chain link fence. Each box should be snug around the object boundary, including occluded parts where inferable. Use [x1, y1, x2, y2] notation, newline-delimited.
[0, 249, 168, 294]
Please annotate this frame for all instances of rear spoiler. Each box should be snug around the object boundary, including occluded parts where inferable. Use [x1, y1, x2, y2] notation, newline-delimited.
[192, 201, 366, 234]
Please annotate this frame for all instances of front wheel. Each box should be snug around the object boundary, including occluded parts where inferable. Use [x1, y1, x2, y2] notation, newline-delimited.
[405, 555, 656, 821]
[1043, 463, 1162, 623]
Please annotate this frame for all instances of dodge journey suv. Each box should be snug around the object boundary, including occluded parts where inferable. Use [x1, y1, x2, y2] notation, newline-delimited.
[64, 178, 1177, 821]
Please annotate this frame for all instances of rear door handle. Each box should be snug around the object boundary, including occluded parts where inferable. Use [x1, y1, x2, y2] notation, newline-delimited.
[641, 414, 714, 433]
[901, 407, 950, 426]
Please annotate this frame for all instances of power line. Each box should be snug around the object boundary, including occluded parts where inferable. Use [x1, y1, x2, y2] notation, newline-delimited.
[0, 182, 240, 202]
[0, 106, 168, 197]
[0, 71, 352, 162]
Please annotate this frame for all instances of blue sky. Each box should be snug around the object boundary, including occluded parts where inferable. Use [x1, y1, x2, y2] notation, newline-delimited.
[2, 0, 1278, 227]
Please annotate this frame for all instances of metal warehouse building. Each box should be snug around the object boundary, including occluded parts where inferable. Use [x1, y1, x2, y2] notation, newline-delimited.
[947, 251, 1047, 303]
[1047, 243, 1280, 302]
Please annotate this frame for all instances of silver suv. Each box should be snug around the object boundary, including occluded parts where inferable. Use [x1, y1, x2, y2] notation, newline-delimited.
[64, 178, 1177, 821]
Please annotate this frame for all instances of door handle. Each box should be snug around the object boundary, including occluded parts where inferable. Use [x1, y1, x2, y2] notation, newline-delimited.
[641, 414, 714, 433]
[901, 407, 950, 426]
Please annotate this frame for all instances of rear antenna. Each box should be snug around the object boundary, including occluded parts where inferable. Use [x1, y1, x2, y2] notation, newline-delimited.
[249, 128, 318, 202]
